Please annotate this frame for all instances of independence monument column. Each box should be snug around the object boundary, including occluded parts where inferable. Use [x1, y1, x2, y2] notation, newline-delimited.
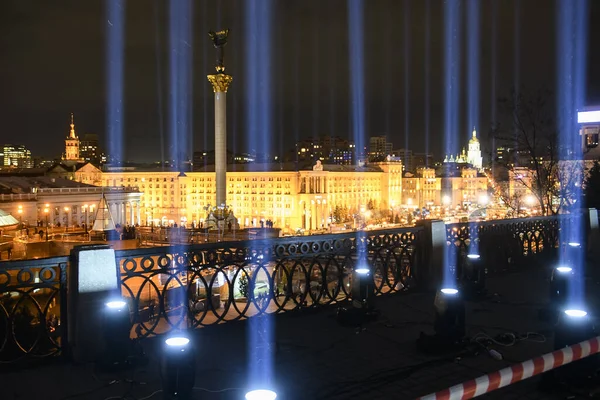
[207, 29, 232, 208]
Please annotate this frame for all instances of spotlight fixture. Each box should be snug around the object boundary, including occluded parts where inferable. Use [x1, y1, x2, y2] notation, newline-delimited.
[245, 389, 278, 400]
[552, 308, 597, 384]
[549, 265, 574, 316]
[567, 242, 581, 248]
[336, 264, 379, 327]
[460, 253, 486, 298]
[160, 334, 196, 399]
[433, 287, 465, 342]
[352, 264, 372, 308]
[101, 298, 131, 367]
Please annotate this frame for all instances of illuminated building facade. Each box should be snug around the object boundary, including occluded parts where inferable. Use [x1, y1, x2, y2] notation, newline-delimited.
[2, 144, 33, 168]
[89, 161, 402, 229]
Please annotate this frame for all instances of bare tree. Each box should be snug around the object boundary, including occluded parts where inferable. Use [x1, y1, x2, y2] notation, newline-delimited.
[493, 88, 584, 215]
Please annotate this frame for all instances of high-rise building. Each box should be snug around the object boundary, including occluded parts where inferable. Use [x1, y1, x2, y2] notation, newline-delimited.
[292, 136, 355, 165]
[369, 136, 393, 159]
[2, 144, 33, 168]
[64, 113, 81, 161]
[80, 133, 101, 164]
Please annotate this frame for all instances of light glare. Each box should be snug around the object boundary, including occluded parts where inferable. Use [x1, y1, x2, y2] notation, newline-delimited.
[467, 254, 481, 259]
[556, 266, 573, 274]
[440, 288, 459, 295]
[165, 337, 190, 347]
[355, 267, 370, 275]
[106, 300, 127, 309]
[565, 309, 587, 318]
[568, 242, 581, 247]
[245, 389, 277, 400]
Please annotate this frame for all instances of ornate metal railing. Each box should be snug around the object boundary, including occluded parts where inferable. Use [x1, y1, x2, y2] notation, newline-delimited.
[446, 215, 564, 276]
[0, 256, 68, 364]
[116, 227, 423, 338]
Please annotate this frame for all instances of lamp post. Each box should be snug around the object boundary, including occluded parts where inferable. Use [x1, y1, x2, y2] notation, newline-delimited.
[44, 206, 49, 242]
[17, 205, 23, 235]
[64, 207, 70, 231]
[82, 204, 89, 233]
[89, 204, 95, 231]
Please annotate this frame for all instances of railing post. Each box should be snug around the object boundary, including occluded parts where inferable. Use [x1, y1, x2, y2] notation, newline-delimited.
[586, 208, 600, 263]
[68, 244, 121, 362]
[416, 219, 446, 291]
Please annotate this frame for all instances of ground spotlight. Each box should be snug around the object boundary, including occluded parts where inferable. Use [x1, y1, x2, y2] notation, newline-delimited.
[551, 308, 598, 384]
[160, 333, 195, 399]
[459, 253, 486, 298]
[549, 265, 573, 314]
[336, 264, 378, 328]
[433, 287, 465, 341]
[352, 264, 372, 308]
[245, 389, 277, 400]
[101, 298, 131, 367]
[417, 287, 466, 354]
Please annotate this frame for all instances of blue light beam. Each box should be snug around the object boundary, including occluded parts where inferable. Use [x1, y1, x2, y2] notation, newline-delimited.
[443, 0, 462, 287]
[105, 0, 125, 165]
[466, 0, 480, 256]
[347, 0, 366, 165]
[168, 0, 193, 170]
[556, 0, 589, 308]
[245, 0, 274, 165]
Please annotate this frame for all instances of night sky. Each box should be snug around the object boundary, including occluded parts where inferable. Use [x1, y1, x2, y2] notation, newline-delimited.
[1, 0, 599, 162]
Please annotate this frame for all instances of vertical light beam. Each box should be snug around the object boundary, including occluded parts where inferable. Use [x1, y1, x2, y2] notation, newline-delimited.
[168, 0, 193, 170]
[347, 0, 366, 164]
[557, 0, 589, 308]
[403, 0, 410, 167]
[443, 0, 462, 287]
[245, 0, 274, 164]
[424, 0, 431, 165]
[466, 0, 480, 255]
[105, 0, 125, 165]
[244, 0, 275, 390]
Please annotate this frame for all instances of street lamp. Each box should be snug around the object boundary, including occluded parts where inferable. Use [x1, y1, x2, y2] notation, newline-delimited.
[64, 207, 70, 231]
[44, 205, 50, 242]
[82, 204, 89, 234]
[17, 205, 23, 234]
[89, 204, 95, 231]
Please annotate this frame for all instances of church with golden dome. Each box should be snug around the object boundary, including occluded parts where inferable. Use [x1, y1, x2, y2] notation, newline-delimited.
[443, 127, 483, 171]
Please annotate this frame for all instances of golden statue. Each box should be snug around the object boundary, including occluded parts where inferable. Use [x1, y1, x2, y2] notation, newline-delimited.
[208, 29, 229, 73]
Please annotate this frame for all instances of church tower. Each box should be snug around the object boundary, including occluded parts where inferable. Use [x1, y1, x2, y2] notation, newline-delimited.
[467, 127, 483, 170]
[64, 113, 81, 161]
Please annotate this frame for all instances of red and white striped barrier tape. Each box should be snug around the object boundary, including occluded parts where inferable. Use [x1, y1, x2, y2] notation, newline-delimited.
[418, 336, 600, 400]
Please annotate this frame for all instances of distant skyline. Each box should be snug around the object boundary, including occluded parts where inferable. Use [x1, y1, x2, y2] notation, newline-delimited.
[1, 0, 599, 163]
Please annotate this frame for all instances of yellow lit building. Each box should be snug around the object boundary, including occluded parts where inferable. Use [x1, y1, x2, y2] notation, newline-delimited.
[87, 161, 402, 230]
[70, 160, 490, 229]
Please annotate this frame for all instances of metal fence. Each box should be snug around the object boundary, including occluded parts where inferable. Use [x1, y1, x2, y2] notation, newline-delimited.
[0, 215, 571, 361]
[116, 227, 423, 338]
[446, 216, 563, 277]
[0, 256, 68, 364]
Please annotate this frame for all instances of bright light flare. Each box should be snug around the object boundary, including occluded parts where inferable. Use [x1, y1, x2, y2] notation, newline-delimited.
[245, 389, 277, 400]
[467, 254, 480, 260]
[556, 266, 573, 274]
[564, 309, 587, 318]
[355, 266, 370, 275]
[105, 300, 127, 310]
[440, 288, 459, 295]
[165, 337, 190, 347]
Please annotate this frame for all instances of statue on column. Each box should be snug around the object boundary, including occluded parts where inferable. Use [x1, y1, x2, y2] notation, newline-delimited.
[208, 29, 229, 73]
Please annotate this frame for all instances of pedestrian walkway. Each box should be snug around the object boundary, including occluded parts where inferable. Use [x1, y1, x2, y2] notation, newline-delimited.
[1, 263, 598, 400]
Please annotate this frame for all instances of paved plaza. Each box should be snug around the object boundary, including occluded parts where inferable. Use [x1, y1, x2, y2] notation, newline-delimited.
[2, 261, 599, 400]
